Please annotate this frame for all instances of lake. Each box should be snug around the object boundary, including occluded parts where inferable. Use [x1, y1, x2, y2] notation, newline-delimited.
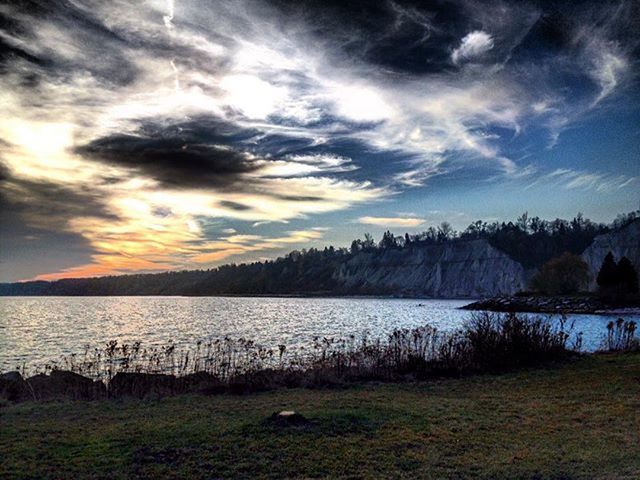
[0, 296, 637, 372]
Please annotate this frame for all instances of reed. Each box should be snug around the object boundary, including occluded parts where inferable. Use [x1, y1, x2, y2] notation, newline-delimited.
[604, 318, 638, 351]
[12, 312, 593, 397]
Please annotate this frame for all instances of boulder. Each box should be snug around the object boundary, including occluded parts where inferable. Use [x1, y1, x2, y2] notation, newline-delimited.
[178, 371, 225, 395]
[50, 370, 106, 400]
[228, 368, 281, 394]
[268, 410, 311, 427]
[25, 370, 105, 400]
[109, 372, 178, 398]
[0, 371, 30, 401]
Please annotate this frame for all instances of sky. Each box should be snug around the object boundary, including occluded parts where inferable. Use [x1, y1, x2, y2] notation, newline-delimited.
[0, 0, 639, 282]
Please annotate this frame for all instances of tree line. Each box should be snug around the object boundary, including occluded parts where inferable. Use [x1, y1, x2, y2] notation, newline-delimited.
[352, 210, 639, 268]
[1, 210, 638, 296]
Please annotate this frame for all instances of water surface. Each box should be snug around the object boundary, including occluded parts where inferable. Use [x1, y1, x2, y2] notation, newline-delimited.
[1, 296, 636, 371]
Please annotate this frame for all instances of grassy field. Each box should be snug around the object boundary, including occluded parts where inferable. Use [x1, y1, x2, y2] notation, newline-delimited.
[1, 353, 639, 479]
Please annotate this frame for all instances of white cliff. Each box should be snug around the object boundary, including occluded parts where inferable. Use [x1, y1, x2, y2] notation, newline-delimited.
[333, 239, 527, 298]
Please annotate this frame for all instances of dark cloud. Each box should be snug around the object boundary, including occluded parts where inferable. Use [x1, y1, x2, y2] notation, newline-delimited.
[276, 194, 325, 202]
[266, 0, 638, 79]
[0, 160, 9, 181]
[0, 4, 45, 69]
[219, 200, 251, 211]
[0, 170, 115, 282]
[76, 116, 375, 191]
[509, 10, 578, 64]
[265, 0, 469, 75]
[0, 160, 116, 237]
[0, 175, 117, 230]
[502, 1, 640, 67]
[0, 0, 138, 88]
[264, 0, 540, 75]
[0, 218, 94, 282]
[76, 117, 264, 189]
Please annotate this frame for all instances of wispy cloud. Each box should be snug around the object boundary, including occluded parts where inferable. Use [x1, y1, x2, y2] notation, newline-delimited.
[189, 229, 326, 265]
[451, 31, 494, 64]
[527, 169, 638, 193]
[358, 216, 425, 227]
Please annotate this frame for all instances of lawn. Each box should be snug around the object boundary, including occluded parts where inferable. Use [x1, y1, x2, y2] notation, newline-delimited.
[1, 353, 639, 479]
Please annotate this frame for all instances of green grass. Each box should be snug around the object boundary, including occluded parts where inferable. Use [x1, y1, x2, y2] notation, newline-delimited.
[1, 353, 639, 479]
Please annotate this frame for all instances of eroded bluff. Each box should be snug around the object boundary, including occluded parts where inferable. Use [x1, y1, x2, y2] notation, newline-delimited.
[333, 239, 527, 297]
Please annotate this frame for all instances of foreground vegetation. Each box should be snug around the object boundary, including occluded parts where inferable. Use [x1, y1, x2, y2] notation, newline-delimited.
[1, 352, 639, 479]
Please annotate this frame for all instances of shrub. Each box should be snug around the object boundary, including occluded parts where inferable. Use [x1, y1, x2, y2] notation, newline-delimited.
[464, 312, 572, 371]
[530, 252, 591, 295]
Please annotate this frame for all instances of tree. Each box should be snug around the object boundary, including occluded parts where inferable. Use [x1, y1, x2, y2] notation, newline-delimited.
[437, 222, 453, 242]
[596, 252, 618, 289]
[516, 212, 529, 232]
[530, 252, 591, 295]
[425, 226, 438, 242]
[350, 239, 362, 255]
[617, 257, 639, 294]
[462, 220, 485, 239]
[570, 212, 585, 232]
[362, 233, 376, 251]
[528, 216, 547, 234]
[379, 230, 397, 249]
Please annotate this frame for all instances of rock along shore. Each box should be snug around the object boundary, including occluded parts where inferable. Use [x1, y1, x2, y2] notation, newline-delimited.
[462, 294, 640, 315]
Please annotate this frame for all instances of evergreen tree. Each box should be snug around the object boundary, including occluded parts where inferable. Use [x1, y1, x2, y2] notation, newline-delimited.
[617, 257, 639, 294]
[596, 252, 618, 289]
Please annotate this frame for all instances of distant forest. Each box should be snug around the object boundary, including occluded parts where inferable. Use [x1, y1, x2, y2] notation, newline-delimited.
[1, 211, 638, 296]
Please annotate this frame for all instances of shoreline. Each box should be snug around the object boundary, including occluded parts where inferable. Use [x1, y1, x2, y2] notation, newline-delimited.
[0, 292, 475, 300]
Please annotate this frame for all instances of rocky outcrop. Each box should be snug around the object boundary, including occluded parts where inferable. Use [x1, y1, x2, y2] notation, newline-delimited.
[333, 239, 527, 298]
[462, 294, 640, 314]
[582, 220, 640, 290]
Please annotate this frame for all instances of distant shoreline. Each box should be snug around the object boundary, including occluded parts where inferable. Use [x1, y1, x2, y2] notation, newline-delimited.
[2, 293, 640, 316]
[0, 293, 475, 300]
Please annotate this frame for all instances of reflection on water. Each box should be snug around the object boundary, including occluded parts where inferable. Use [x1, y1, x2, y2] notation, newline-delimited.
[0, 296, 636, 371]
